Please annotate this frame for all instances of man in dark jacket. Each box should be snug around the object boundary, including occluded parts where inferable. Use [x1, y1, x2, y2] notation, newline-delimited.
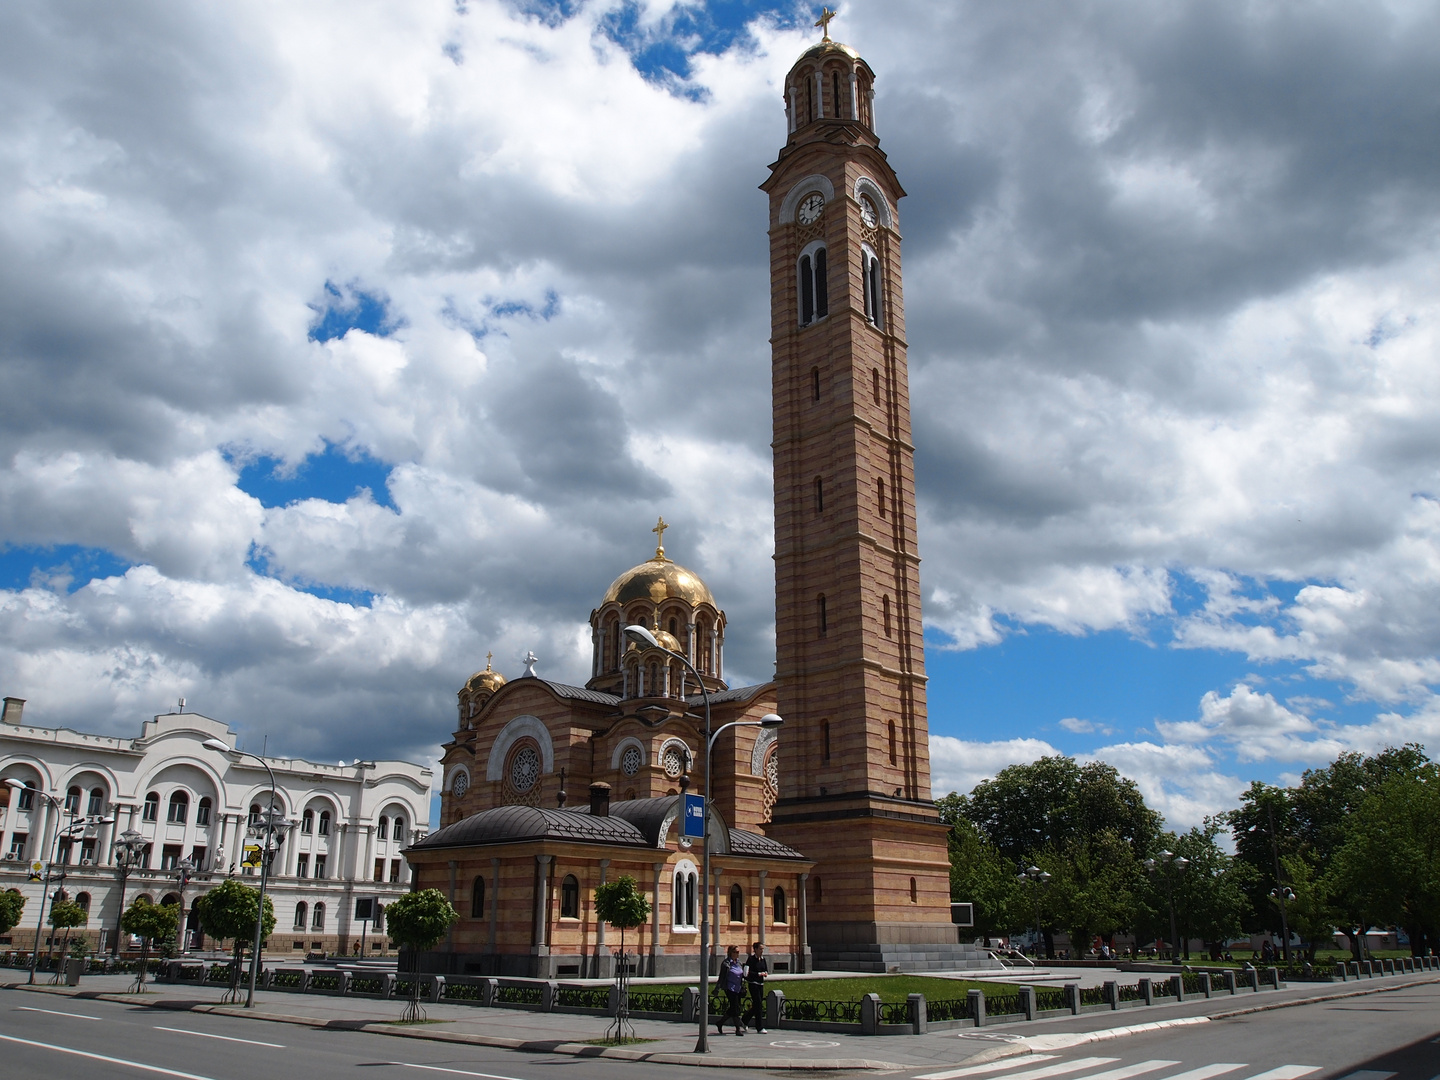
[744, 941, 769, 1033]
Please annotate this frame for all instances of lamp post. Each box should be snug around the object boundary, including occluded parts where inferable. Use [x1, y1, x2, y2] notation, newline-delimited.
[1269, 886, 1296, 966]
[111, 829, 148, 956]
[1016, 864, 1051, 958]
[1143, 850, 1190, 964]
[202, 739, 292, 1008]
[623, 623, 783, 1055]
[4, 780, 105, 985]
[172, 856, 195, 953]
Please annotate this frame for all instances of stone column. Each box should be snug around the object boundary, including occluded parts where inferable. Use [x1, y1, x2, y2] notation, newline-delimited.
[687, 620, 697, 664]
[591, 625, 600, 678]
[533, 855, 552, 952]
[446, 860, 458, 956]
[362, 825, 376, 883]
[797, 872, 810, 973]
[596, 859, 609, 949]
[650, 860, 664, 976]
[868, 89, 876, 130]
[33, 795, 50, 866]
[814, 71, 824, 118]
[849, 70, 858, 119]
[757, 870, 768, 947]
[213, 815, 228, 872]
[787, 89, 796, 134]
[709, 627, 718, 677]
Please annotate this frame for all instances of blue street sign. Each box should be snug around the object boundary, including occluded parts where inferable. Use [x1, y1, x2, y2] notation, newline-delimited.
[683, 793, 706, 839]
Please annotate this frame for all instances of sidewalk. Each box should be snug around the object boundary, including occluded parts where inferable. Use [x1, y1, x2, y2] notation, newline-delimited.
[3, 969, 1437, 1071]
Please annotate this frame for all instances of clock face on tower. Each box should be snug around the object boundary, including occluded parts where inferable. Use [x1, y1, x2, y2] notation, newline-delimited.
[797, 192, 825, 225]
[859, 195, 878, 228]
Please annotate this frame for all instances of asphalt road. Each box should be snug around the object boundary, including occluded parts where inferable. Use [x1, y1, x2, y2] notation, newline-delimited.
[913, 982, 1440, 1080]
[0, 981, 1435, 1080]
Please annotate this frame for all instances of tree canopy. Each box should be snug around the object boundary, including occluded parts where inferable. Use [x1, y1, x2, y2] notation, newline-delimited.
[192, 879, 276, 947]
[384, 888, 458, 954]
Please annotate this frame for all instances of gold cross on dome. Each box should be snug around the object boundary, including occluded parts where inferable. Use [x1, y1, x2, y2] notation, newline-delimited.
[485, 651, 493, 670]
[652, 515, 670, 561]
[815, 6, 837, 41]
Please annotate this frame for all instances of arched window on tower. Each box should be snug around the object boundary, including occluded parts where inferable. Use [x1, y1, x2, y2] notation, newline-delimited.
[814, 477, 824, 514]
[821, 719, 831, 762]
[883, 595, 892, 638]
[812, 367, 821, 401]
[817, 594, 827, 637]
[832, 71, 842, 118]
[873, 367, 881, 404]
[674, 866, 698, 929]
[877, 478, 886, 519]
[798, 244, 828, 326]
[889, 720, 898, 765]
[862, 247, 883, 328]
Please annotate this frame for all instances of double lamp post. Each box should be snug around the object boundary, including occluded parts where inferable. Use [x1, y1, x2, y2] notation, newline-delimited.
[621, 623, 783, 1055]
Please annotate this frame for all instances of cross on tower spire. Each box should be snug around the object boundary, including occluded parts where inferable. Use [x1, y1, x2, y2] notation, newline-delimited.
[652, 515, 670, 561]
[815, 6, 837, 41]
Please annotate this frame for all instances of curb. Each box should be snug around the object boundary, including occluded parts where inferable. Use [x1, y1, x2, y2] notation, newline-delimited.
[1, 983, 907, 1071]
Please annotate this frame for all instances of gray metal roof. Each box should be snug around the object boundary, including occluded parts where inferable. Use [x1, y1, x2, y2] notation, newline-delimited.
[687, 684, 770, 707]
[536, 680, 621, 706]
[727, 828, 806, 860]
[412, 804, 649, 850]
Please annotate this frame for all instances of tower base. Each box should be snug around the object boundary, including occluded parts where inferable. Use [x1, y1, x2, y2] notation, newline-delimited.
[808, 920, 994, 972]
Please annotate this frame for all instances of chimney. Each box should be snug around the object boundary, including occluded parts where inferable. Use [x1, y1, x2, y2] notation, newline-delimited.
[589, 782, 611, 817]
[2, 697, 24, 725]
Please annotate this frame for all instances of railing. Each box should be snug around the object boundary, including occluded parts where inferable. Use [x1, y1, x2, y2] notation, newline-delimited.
[351, 975, 386, 995]
[1079, 985, 1109, 1007]
[782, 997, 863, 1023]
[440, 981, 485, 1001]
[309, 972, 340, 992]
[626, 989, 683, 1014]
[1035, 987, 1068, 1011]
[1152, 978, 1175, 998]
[271, 970, 302, 988]
[877, 1000, 910, 1025]
[927, 995, 974, 1022]
[495, 983, 544, 1006]
[557, 986, 609, 1010]
[1117, 982, 1144, 1002]
[1182, 972, 1203, 994]
[984, 992, 1025, 1017]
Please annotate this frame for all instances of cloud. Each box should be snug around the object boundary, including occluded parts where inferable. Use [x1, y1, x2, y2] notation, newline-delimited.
[930, 735, 1062, 800]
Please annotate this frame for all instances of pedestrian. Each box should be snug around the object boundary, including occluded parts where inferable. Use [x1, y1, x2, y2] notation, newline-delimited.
[744, 941, 769, 1032]
[717, 945, 746, 1036]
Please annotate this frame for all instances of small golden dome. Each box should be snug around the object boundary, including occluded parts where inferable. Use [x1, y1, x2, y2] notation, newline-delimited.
[463, 654, 507, 695]
[796, 39, 860, 63]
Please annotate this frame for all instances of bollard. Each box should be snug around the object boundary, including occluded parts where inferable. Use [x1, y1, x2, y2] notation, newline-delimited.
[861, 993, 881, 1036]
[908, 993, 927, 1034]
[1104, 980, 1119, 1010]
[384, 972, 397, 999]
[1064, 983, 1080, 1014]
[1335, 962, 1347, 981]
[1171, 974, 1184, 1002]
[1246, 967, 1260, 992]
[1224, 970, 1237, 995]
[1383, 959, 1395, 975]
[430, 976, 445, 1003]
[1199, 973, 1212, 998]
[1019, 985, 1037, 1021]
[340, 971, 353, 996]
[1362, 961, 1373, 978]
[766, 988, 784, 1030]
[969, 989, 986, 1027]
[298, 969, 311, 993]
[1138, 978, 1153, 1006]
[541, 980, 557, 1012]
[682, 986, 700, 1023]
[1264, 968, 1279, 990]
[479, 977, 497, 1006]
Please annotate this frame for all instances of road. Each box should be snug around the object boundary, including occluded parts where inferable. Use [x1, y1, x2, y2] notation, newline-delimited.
[0, 980, 1435, 1080]
[918, 982, 1440, 1080]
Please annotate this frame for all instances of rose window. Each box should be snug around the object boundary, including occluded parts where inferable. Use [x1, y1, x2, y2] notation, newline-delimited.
[509, 746, 541, 793]
[662, 745, 686, 778]
[621, 745, 643, 777]
[451, 771, 470, 798]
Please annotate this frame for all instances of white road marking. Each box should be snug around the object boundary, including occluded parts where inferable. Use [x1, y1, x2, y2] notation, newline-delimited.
[1078, 1060, 1180, 1080]
[16, 1005, 104, 1021]
[388, 1065, 534, 1080]
[153, 1026, 285, 1048]
[0, 1032, 219, 1080]
[946, 1057, 1121, 1080]
[1242, 1069, 1320, 1080]
[1160, 1065, 1247, 1080]
[915, 1054, 1058, 1080]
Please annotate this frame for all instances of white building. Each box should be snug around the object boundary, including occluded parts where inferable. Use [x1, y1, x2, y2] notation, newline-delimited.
[0, 696, 431, 957]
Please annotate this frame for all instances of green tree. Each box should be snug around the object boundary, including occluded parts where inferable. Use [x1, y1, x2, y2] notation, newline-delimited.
[192, 879, 276, 1002]
[120, 897, 178, 991]
[1328, 763, 1440, 957]
[937, 795, 1023, 945]
[48, 898, 88, 959]
[1278, 854, 1337, 963]
[0, 889, 25, 936]
[593, 875, 651, 1042]
[961, 757, 1161, 956]
[1154, 822, 1252, 959]
[384, 888, 459, 1021]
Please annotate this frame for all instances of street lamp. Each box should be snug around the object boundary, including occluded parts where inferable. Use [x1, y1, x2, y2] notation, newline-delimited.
[172, 856, 196, 953]
[1250, 805, 1293, 965]
[622, 623, 783, 1055]
[202, 738, 293, 1007]
[1143, 850, 1190, 964]
[1269, 886, 1296, 965]
[1016, 865, 1051, 958]
[4, 780, 108, 984]
[111, 829, 149, 956]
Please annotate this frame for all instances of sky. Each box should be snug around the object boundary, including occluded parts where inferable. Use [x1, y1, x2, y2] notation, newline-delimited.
[2, 0, 1439, 831]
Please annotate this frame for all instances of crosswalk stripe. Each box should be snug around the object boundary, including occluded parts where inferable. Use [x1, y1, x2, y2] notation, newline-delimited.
[917, 1058, 1116, 1080]
[1160, 1065, 1247, 1080]
[913, 1056, 1059, 1080]
[1242, 1069, 1320, 1080]
[1074, 1060, 1179, 1080]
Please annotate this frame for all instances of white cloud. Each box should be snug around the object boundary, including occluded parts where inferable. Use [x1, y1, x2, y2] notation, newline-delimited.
[930, 735, 1061, 799]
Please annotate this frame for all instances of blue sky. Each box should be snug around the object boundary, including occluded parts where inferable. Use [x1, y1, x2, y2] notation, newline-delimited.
[3, 0, 1439, 828]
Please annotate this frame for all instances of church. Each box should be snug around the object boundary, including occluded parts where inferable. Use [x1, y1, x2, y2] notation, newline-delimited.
[406, 21, 981, 978]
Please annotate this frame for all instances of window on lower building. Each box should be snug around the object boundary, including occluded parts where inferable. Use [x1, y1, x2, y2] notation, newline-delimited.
[729, 884, 744, 923]
[772, 886, 787, 924]
[161, 845, 182, 871]
[142, 792, 160, 822]
[374, 858, 384, 882]
[190, 846, 207, 870]
[80, 839, 96, 864]
[318, 811, 331, 836]
[389, 859, 401, 883]
[167, 792, 188, 824]
[87, 788, 105, 815]
[560, 874, 580, 919]
[314, 855, 326, 879]
[294, 902, 308, 930]
[65, 787, 81, 814]
[296, 854, 309, 878]
[196, 797, 211, 826]
[17, 783, 35, 811]
[312, 902, 325, 931]
[57, 839, 73, 865]
[75, 892, 91, 913]
[471, 876, 486, 919]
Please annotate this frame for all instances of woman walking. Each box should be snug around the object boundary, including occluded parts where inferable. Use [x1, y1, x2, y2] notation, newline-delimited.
[717, 944, 747, 1036]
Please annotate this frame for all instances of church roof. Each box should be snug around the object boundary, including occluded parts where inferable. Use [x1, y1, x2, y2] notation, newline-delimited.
[687, 683, 769, 707]
[532, 679, 620, 706]
[601, 557, 716, 608]
[412, 794, 806, 860]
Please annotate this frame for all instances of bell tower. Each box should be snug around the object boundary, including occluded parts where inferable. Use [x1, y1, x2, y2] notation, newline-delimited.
[762, 25, 962, 968]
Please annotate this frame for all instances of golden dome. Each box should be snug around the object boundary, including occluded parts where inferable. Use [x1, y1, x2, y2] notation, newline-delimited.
[603, 557, 715, 609]
[796, 39, 860, 63]
[463, 654, 507, 695]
